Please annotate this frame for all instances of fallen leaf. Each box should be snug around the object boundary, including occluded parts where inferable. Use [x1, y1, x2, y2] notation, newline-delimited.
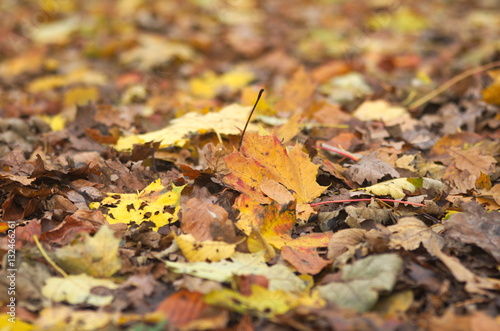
[443, 202, 500, 263]
[327, 228, 367, 260]
[166, 252, 307, 292]
[282, 246, 331, 275]
[120, 34, 194, 70]
[92, 179, 184, 229]
[155, 290, 228, 329]
[115, 104, 257, 150]
[175, 233, 237, 262]
[275, 66, 316, 113]
[42, 274, 118, 306]
[190, 68, 255, 98]
[316, 253, 403, 312]
[353, 100, 409, 122]
[224, 132, 327, 205]
[348, 152, 400, 185]
[388, 217, 445, 253]
[54, 225, 122, 277]
[204, 285, 294, 317]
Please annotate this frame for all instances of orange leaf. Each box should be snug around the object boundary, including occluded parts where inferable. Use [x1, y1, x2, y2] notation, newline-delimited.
[224, 132, 327, 205]
[282, 246, 331, 275]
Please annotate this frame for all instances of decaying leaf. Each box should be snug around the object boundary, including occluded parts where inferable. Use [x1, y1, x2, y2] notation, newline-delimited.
[316, 253, 403, 312]
[443, 202, 500, 263]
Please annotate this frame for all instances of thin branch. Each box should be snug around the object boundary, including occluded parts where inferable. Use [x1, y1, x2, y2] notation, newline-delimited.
[408, 60, 500, 110]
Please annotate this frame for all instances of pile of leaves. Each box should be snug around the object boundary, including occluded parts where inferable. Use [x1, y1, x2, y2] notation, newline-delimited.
[1, 0, 500, 330]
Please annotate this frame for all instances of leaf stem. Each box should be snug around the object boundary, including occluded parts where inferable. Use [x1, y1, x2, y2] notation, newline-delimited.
[238, 89, 264, 151]
[33, 235, 68, 278]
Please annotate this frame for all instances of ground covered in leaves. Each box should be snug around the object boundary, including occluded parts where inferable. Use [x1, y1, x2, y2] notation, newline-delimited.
[1, 0, 500, 330]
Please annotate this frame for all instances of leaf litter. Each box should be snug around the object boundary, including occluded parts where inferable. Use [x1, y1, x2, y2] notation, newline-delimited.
[0, 0, 500, 330]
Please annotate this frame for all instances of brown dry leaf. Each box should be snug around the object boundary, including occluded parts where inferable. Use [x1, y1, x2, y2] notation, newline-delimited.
[443, 202, 500, 263]
[223, 132, 327, 205]
[54, 225, 122, 278]
[449, 146, 496, 178]
[282, 246, 331, 275]
[327, 228, 367, 260]
[427, 308, 500, 331]
[260, 179, 294, 205]
[175, 234, 237, 262]
[427, 240, 500, 295]
[275, 66, 316, 113]
[429, 132, 483, 164]
[348, 152, 400, 185]
[155, 289, 228, 330]
[387, 217, 445, 252]
[181, 197, 231, 242]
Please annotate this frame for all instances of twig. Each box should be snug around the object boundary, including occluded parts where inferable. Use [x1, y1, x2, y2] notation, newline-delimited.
[33, 235, 68, 278]
[318, 143, 361, 162]
[408, 60, 500, 110]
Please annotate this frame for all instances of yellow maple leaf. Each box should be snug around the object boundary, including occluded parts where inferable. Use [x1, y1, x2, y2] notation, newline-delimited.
[91, 179, 184, 229]
[54, 226, 122, 277]
[175, 234, 237, 262]
[115, 104, 257, 150]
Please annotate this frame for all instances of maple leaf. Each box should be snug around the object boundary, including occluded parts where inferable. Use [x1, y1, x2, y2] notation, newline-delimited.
[443, 202, 500, 263]
[223, 132, 327, 205]
[115, 104, 257, 150]
[91, 179, 184, 229]
[235, 194, 332, 273]
[54, 225, 122, 277]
